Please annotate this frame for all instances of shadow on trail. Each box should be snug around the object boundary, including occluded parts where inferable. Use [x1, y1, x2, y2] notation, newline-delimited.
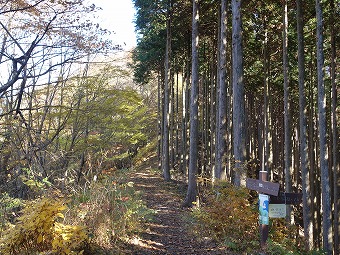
[119, 169, 233, 255]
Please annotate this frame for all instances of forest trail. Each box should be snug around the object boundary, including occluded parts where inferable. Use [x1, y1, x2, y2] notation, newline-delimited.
[120, 166, 235, 255]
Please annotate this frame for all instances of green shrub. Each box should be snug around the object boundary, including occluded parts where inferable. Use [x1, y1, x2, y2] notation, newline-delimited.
[0, 193, 23, 235]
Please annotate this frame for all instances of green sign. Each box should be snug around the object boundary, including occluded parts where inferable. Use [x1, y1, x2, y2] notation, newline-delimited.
[259, 194, 269, 225]
[269, 204, 287, 218]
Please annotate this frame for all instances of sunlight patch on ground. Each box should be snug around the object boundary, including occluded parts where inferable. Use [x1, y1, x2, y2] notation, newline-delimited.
[136, 184, 156, 188]
[127, 236, 165, 252]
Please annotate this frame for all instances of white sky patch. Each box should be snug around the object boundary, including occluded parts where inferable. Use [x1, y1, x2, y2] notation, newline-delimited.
[89, 0, 137, 51]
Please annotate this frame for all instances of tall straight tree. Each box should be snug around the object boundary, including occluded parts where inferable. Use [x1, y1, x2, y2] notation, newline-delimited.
[162, 0, 172, 181]
[180, 63, 190, 175]
[184, 0, 199, 207]
[157, 73, 162, 170]
[296, 0, 313, 249]
[214, 0, 228, 180]
[330, 0, 339, 253]
[282, 0, 292, 222]
[232, 0, 245, 186]
[262, 13, 269, 176]
[315, 0, 332, 253]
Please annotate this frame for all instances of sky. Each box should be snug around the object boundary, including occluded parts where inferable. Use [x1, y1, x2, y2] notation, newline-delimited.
[90, 0, 137, 51]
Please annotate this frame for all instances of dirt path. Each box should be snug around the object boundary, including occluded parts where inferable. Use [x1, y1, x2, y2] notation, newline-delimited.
[122, 168, 233, 255]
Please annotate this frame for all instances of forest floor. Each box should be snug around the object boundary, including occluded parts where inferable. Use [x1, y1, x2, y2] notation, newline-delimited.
[116, 161, 236, 255]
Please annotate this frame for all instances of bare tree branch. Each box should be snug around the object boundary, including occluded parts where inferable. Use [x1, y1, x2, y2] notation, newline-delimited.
[0, 14, 57, 94]
[0, 20, 25, 54]
[0, 0, 46, 15]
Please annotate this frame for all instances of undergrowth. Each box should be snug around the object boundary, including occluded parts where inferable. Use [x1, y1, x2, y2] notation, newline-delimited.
[0, 168, 154, 255]
[190, 180, 321, 255]
[0, 193, 23, 235]
[65, 170, 155, 252]
[191, 181, 259, 253]
[0, 197, 87, 255]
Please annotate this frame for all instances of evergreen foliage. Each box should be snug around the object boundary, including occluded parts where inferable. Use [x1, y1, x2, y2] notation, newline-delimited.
[131, 0, 339, 253]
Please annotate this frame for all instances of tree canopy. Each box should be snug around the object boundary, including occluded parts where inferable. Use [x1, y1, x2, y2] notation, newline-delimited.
[131, 0, 339, 253]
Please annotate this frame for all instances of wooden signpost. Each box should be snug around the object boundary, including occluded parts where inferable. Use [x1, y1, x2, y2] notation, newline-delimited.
[246, 171, 278, 248]
[269, 192, 302, 205]
[246, 178, 280, 196]
[246, 172, 303, 249]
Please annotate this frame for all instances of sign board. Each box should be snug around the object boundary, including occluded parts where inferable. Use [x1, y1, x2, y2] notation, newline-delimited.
[269, 204, 286, 218]
[246, 178, 280, 196]
[269, 192, 303, 205]
[259, 194, 269, 225]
